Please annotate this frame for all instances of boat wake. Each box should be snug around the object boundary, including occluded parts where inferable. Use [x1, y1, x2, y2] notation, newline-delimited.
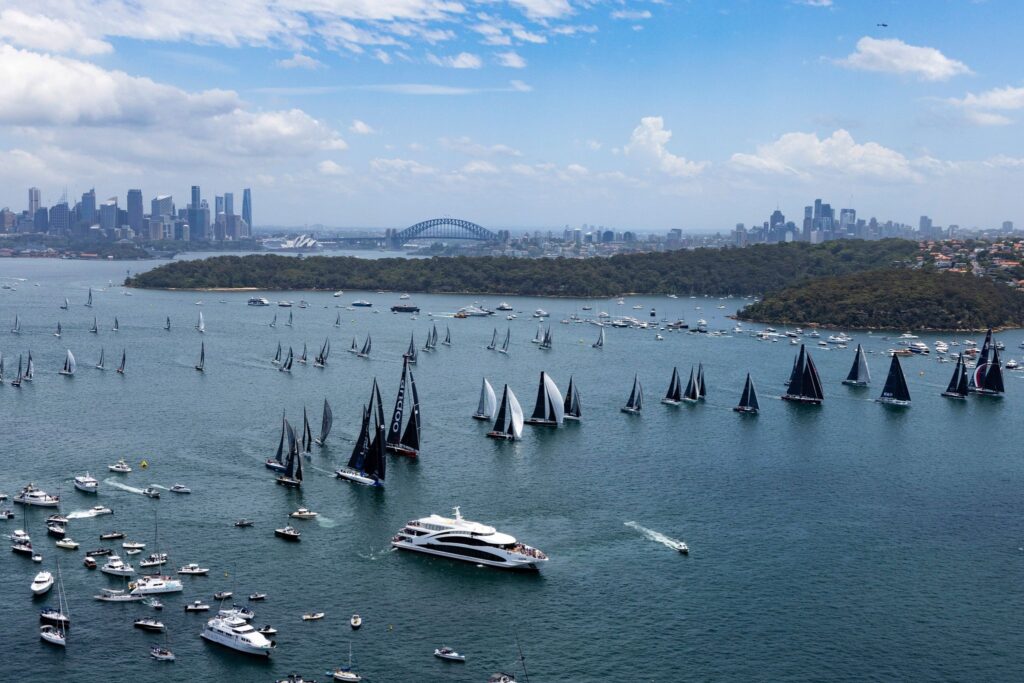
[103, 478, 146, 495]
[357, 547, 395, 561]
[625, 521, 687, 552]
[67, 508, 106, 519]
[149, 484, 170, 490]
[314, 515, 337, 529]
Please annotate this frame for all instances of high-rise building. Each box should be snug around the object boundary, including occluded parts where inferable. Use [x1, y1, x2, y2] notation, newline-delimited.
[151, 194, 174, 219]
[215, 195, 224, 218]
[188, 185, 207, 240]
[80, 189, 97, 226]
[224, 192, 234, 217]
[241, 188, 252, 232]
[49, 202, 70, 236]
[99, 198, 118, 232]
[28, 187, 40, 215]
[127, 189, 143, 233]
[1002, 221, 1014, 233]
[919, 215, 932, 235]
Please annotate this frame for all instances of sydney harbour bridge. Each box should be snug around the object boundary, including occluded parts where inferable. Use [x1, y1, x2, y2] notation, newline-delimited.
[333, 217, 500, 249]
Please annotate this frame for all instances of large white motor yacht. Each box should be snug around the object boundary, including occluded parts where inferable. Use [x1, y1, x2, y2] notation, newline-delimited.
[13, 484, 60, 507]
[130, 575, 183, 595]
[391, 507, 548, 571]
[201, 615, 276, 656]
[100, 555, 135, 576]
[74, 473, 99, 494]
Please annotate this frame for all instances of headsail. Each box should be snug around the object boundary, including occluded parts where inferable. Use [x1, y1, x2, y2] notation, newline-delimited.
[843, 344, 871, 386]
[475, 378, 498, 419]
[316, 399, 332, 445]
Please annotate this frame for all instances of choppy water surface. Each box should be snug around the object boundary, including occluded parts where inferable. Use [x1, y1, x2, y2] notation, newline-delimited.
[0, 257, 1022, 681]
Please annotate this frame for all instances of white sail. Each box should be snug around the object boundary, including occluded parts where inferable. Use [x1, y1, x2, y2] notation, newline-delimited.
[542, 372, 565, 425]
[476, 378, 497, 418]
[66, 350, 76, 375]
[507, 388, 524, 440]
[196, 311, 205, 333]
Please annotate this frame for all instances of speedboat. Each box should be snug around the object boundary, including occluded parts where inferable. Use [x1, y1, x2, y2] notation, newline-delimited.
[214, 591, 233, 601]
[86, 548, 112, 556]
[55, 538, 79, 550]
[83, 557, 97, 569]
[40, 625, 66, 647]
[108, 459, 132, 473]
[150, 645, 176, 661]
[142, 487, 161, 499]
[219, 605, 255, 621]
[335, 467, 382, 487]
[95, 588, 144, 602]
[249, 593, 267, 601]
[185, 600, 210, 612]
[13, 484, 60, 507]
[350, 614, 362, 629]
[257, 625, 277, 636]
[90, 505, 113, 516]
[139, 552, 168, 567]
[144, 597, 163, 609]
[74, 473, 99, 494]
[1007, 359, 1020, 370]
[123, 541, 146, 550]
[31, 571, 54, 595]
[391, 507, 548, 571]
[670, 540, 690, 555]
[100, 555, 134, 576]
[497, 302, 513, 311]
[532, 309, 548, 318]
[100, 531, 125, 540]
[178, 563, 210, 575]
[351, 300, 372, 307]
[0, 509, 12, 520]
[32, 553, 43, 563]
[247, 297, 270, 306]
[434, 647, 466, 662]
[201, 615, 275, 656]
[46, 522, 67, 538]
[130, 575, 183, 595]
[169, 484, 191, 494]
[333, 291, 344, 297]
[290, 508, 318, 520]
[134, 618, 165, 632]
[302, 612, 325, 621]
[46, 514, 69, 525]
[274, 526, 301, 541]
[234, 519, 254, 528]
[277, 301, 292, 307]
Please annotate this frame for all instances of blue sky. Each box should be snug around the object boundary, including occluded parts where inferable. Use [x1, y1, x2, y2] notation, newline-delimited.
[1, 0, 1022, 231]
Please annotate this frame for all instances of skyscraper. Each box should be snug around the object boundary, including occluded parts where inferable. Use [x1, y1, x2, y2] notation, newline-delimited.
[151, 194, 174, 219]
[188, 185, 206, 240]
[28, 187, 40, 215]
[127, 189, 143, 233]
[99, 198, 118, 232]
[49, 202, 70, 236]
[242, 188, 252, 233]
[224, 192, 234, 217]
[215, 195, 224, 218]
[81, 189, 97, 227]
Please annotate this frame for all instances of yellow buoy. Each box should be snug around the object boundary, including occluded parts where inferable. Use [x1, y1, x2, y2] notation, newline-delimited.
[140, 460, 148, 469]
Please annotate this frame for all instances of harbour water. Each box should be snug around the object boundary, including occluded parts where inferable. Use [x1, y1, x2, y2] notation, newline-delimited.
[1, 257, 1023, 681]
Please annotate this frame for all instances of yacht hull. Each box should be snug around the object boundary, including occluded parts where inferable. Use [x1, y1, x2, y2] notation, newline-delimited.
[391, 541, 541, 571]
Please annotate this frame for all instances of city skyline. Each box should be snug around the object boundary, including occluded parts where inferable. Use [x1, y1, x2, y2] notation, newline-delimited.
[0, 1, 1022, 229]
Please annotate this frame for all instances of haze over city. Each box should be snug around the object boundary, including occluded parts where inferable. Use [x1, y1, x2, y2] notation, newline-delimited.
[1, 0, 1022, 230]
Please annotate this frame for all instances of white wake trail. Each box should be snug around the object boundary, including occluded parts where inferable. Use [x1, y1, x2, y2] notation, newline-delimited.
[625, 521, 688, 552]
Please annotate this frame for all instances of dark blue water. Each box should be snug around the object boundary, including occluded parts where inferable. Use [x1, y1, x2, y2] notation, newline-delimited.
[1, 257, 1022, 681]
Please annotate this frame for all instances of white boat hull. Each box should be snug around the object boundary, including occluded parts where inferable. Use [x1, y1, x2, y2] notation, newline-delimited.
[336, 469, 382, 487]
[391, 540, 542, 571]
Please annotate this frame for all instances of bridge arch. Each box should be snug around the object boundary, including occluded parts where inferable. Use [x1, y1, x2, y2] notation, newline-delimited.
[391, 218, 497, 247]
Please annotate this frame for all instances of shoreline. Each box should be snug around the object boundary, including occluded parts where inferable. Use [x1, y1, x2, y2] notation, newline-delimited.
[733, 314, 1020, 333]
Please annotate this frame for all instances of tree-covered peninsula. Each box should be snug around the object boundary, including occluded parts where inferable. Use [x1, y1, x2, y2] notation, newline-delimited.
[738, 269, 1024, 331]
[128, 239, 918, 298]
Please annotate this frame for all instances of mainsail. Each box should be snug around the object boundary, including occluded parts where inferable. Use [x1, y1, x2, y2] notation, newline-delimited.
[164, 316, 171, 331]
[622, 374, 643, 413]
[682, 367, 699, 402]
[970, 329, 1004, 396]
[843, 344, 871, 386]
[195, 342, 205, 372]
[526, 372, 564, 425]
[592, 327, 605, 349]
[272, 342, 282, 365]
[878, 354, 911, 405]
[499, 328, 511, 354]
[116, 349, 126, 374]
[279, 346, 294, 372]
[113, 317, 119, 332]
[60, 349, 76, 376]
[404, 333, 418, 363]
[96, 347, 105, 370]
[443, 326, 451, 345]
[942, 354, 969, 399]
[487, 328, 497, 350]
[316, 399, 332, 446]
[697, 363, 706, 399]
[489, 384, 523, 439]
[24, 351, 34, 381]
[302, 407, 313, 453]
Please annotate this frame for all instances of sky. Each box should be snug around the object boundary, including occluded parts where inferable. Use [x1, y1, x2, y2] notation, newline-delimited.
[1, 0, 1023, 232]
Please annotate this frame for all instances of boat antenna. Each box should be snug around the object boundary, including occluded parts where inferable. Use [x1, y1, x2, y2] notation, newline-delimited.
[452, 505, 462, 520]
[516, 630, 530, 683]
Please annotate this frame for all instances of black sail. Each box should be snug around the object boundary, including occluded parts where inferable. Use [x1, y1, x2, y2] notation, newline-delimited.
[682, 367, 699, 401]
[347, 406, 370, 470]
[665, 367, 681, 401]
[318, 399, 332, 445]
[786, 345, 806, 393]
[956, 355, 970, 395]
[400, 369, 421, 451]
[387, 361, 408, 448]
[697, 363, 706, 399]
[944, 355, 964, 394]
[804, 352, 824, 400]
[564, 376, 575, 414]
[879, 354, 911, 403]
[273, 411, 286, 463]
[492, 385, 510, 434]
[983, 347, 1005, 394]
[365, 413, 386, 481]
[302, 407, 313, 453]
[738, 373, 760, 410]
[531, 372, 548, 420]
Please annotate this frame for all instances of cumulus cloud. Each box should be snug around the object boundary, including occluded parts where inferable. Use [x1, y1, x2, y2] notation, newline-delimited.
[610, 10, 652, 20]
[349, 119, 375, 135]
[0, 9, 112, 55]
[426, 51, 482, 68]
[276, 52, 324, 69]
[496, 51, 527, 68]
[462, 160, 500, 174]
[440, 136, 522, 157]
[509, 0, 573, 20]
[370, 157, 437, 176]
[624, 116, 707, 177]
[317, 160, 349, 175]
[729, 129, 920, 182]
[837, 37, 971, 82]
[948, 85, 1024, 126]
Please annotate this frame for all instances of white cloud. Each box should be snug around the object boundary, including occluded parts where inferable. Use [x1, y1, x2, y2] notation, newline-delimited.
[317, 160, 349, 175]
[610, 10, 652, 20]
[276, 52, 324, 69]
[837, 37, 971, 82]
[512, 28, 546, 44]
[0, 9, 112, 55]
[509, 0, 573, 20]
[462, 160, 500, 174]
[496, 51, 527, 68]
[729, 129, 920, 182]
[794, 0, 832, 6]
[370, 157, 437, 176]
[373, 49, 393, 64]
[624, 116, 707, 177]
[440, 136, 522, 157]
[426, 51, 482, 69]
[948, 85, 1024, 126]
[349, 119, 375, 135]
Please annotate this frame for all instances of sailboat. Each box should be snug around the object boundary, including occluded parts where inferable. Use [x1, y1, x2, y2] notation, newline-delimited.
[85, 288, 93, 307]
[279, 346, 294, 372]
[116, 349, 126, 375]
[592, 327, 605, 349]
[272, 342, 282, 365]
[95, 348, 105, 370]
[696, 363, 706, 400]
[315, 398, 332, 446]
[301, 407, 313, 454]
[386, 358, 421, 457]
[531, 325, 542, 344]
[442, 326, 451, 346]
[112, 317, 119, 332]
[538, 326, 552, 350]
[89, 316, 98, 334]
[40, 561, 69, 647]
[59, 350, 76, 376]
[10, 314, 20, 334]
[621, 374, 643, 414]
[941, 354, 970, 399]
[423, 325, 437, 351]
[54, 322, 61, 338]
[681, 366, 700, 403]
[285, 310, 293, 327]
[195, 342, 205, 372]
[269, 313, 277, 328]
[357, 335, 371, 359]
[336, 382, 386, 486]
[734, 373, 759, 414]
[524, 371, 564, 426]
[562, 376, 582, 420]
[473, 378, 498, 420]
[877, 354, 911, 406]
[969, 328, 1005, 397]
[275, 420, 303, 487]
[487, 384, 524, 440]
[60, 297, 69, 311]
[842, 344, 871, 386]
[349, 337, 358, 353]
[499, 328, 511, 355]
[313, 338, 330, 368]
[403, 333, 418, 364]
[164, 316, 171, 331]
[265, 411, 288, 471]
[298, 343, 308, 365]
[10, 354, 23, 388]
[487, 329, 498, 351]
[781, 344, 824, 405]
[662, 367, 682, 405]
[195, 311, 205, 334]
[24, 351, 34, 382]
[334, 313, 341, 327]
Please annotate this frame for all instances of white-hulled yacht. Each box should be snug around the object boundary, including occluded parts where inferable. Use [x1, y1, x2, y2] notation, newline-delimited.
[31, 571, 54, 595]
[201, 615, 276, 656]
[130, 575, 183, 595]
[100, 555, 134, 576]
[74, 473, 99, 493]
[391, 507, 547, 571]
[13, 484, 60, 507]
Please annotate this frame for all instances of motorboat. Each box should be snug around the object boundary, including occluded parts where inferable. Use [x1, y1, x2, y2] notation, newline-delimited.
[100, 555, 134, 576]
[47, 513, 69, 524]
[39, 608, 70, 627]
[86, 548, 112, 557]
[351, 300, 372, 307]
[123, 541, 146, 550]
[274, 526, 301, 541]
[83, 557, 97, 569]
[13, 484, 60, 507]
[257, 625, 277, 636]
[670, 540, 690, 555]
[108, 459, 132, 473]
[55, 538, 79, 550]
[31, 571, 54, 595]
[9, 529, 31, 544]
[46, 522, 67, 538]
[497, 302, 513, 311]
[100, 531, 125, 540]
[532, 309, 548, 318]
[391, 507, 548, 571]
[144, 597, 164, 610]
[126, 548, 142, 556]
[40, 625, 66, 647]
[142, 487, 161, 499]
[302, 612, 325, 621]
[185, 600, 210, 612]
[201, 615, 275, 656]
[130, 575, 183, 595]
[234, 519, 254, 528]
[249, 593, 267, 601]
[134, 618, 165, 632]
[94, 588, 144, 602]
[247, 297, 270, 306]
[277, 301, 292, 307]
[169, 484, 191, 494]
[139, 552, 168, 567]
[434, 647, 466, 662]
[0, 509, 12, 520]
[90, 505, 113, 516]
[74, 473, 99, 494]
[32, 553, 43, 562]
[219, 605, 255, 621]
[350, 614, 362, 630]
[289, 508, 318, 520]
[11, 540, 33, 556]
[215, 591, 233, 601]
[178, 562, 210, 575]
[150, 645, 176, 661]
